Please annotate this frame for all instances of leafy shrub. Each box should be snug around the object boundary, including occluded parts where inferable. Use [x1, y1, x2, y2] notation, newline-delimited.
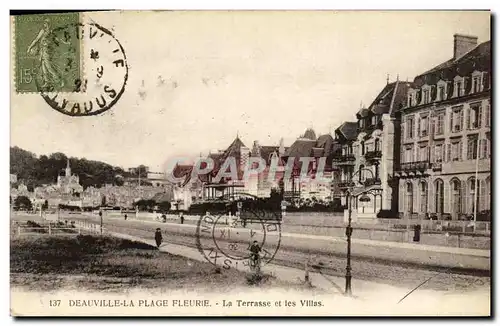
[376, 209, 399, 219]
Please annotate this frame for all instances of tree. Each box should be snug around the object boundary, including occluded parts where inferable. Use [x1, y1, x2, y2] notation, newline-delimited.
[157, 201, 171, 212]
[115, 174, 124, 186]
[10, 146, 129, 190]
[14, 196, 32, 211]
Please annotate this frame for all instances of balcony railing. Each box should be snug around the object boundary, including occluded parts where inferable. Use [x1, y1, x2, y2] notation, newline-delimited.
[336, 181, 356, 188]
[399, 161, 431, 173]
[332, 153, 356, 163]
[363, 177, 381, 187]
[283, 190, 300, 199]
[432, 161, 443, 171]
[364, 150, 382, 160]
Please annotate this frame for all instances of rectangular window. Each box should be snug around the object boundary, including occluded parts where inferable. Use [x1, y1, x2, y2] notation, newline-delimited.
[467, 105, 482, 129]
[446, 143, 451, 162]
[437, 86, 445, 101]
[406, 118, 414, 139]
[434, 144, 443, 162]
[451, 141, 462, 161]
[451, 107, 463, 133]
[405, 147, 413, 163]
[485, 101, 490, 127]
[419, 146, 428, 161]
[420, 116, 428, 137]
[467, 137, 479, 160]
[481, 138, 489, 159]
[435, 114, 444, 135]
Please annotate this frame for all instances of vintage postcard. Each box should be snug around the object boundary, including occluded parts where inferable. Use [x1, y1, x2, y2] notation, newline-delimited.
[9, 10, 491, 317]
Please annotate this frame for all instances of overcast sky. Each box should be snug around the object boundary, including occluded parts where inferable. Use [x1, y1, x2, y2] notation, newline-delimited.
[10, 10, 490, 172]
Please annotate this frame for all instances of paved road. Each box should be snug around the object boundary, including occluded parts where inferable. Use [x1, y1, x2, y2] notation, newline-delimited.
[16, 212, 488, 293]
[68, 213, 490, 270]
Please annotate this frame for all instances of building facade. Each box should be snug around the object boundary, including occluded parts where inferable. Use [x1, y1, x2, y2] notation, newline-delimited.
[396, 35, 491, 220]
[281, 128, 338, 202]
[334, 80, 410, 221]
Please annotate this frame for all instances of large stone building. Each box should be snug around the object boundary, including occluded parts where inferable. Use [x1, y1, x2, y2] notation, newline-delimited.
[334, 79, 410, 221]
[395, 34, 491, 220]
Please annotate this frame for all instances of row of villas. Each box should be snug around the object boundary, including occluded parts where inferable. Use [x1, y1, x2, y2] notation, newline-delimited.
[172, 129, 339, 209]
[334, 34, 491, 221]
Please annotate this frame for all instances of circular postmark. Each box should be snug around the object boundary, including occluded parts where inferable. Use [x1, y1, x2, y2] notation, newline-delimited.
[37, 22, 128, 116]
[195, 194, 282, 271]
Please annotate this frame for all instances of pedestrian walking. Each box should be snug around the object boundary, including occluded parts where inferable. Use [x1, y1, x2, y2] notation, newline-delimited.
[124, 213, 128, 220]
[180, 212, 184, 224]
[155, 228, 163, 249]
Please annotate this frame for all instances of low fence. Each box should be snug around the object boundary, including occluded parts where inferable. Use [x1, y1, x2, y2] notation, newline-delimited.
[375, 218, 490, 233]
[14, 223, 103, 237]
[281, 212, 490, 234]
[83, 211, 268, 226]
[70, 210, 489, 249]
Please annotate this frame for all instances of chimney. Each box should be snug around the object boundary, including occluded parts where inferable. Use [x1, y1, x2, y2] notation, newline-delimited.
[453, 34, 478, 59]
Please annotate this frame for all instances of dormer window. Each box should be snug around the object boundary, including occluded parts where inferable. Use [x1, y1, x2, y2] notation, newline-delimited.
[454, 76, 465, 97]
[420, 85, 431, 105]
[423, 89, 430, 104]
[408, 89, 417, 107]
[436, 80, 447, 101]
[471, 71, 484, 94]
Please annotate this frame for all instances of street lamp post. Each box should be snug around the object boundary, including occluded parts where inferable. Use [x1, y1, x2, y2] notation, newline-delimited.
[99, 209, 103, 235]
[343, 167, 374, 296]
[345, 190, 353, 295]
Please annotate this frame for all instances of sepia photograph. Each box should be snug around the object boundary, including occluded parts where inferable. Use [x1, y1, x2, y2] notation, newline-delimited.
[9, 9, 491, 317]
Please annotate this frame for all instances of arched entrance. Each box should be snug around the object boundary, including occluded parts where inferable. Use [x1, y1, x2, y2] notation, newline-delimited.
[419, 181, 428, 215]
[405, 182, 413, 217]
[434, 179, 444, 214]
[450, 178, 462, 219]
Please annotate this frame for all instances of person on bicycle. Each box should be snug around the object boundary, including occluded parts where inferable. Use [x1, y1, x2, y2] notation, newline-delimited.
[249, 240, 261, 266]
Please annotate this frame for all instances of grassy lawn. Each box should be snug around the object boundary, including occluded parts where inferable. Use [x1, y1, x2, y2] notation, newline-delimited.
[10, 235, 296, 293]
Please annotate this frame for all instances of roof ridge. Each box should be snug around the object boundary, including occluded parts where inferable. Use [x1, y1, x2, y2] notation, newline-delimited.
[388, 80, 399, 115]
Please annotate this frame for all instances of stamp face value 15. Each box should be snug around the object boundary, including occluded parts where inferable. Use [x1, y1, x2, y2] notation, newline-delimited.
[14, 13, 81, 93]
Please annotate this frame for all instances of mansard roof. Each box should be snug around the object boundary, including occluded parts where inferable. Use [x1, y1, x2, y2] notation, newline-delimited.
[335, 121, 358, 141]
[412, 40, 491, 88]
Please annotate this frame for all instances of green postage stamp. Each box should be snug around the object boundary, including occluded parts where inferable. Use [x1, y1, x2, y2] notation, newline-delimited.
[14, 12, 82, 93]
